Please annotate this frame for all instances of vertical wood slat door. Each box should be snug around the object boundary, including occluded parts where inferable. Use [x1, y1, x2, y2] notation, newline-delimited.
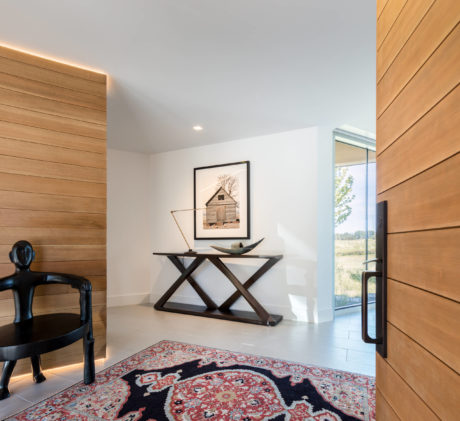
[376, 0, 460, 419]
[0, 45, 107, 375]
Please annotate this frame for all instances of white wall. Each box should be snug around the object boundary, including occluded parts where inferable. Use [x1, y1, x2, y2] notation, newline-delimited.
[149, 127, 334, 322]
[107, 149, 152, 307]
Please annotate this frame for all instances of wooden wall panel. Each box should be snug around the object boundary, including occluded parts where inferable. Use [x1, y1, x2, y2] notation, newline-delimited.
[0, 103, 105, 140]
[0, 72, 106, 110]
[0, 173, 106, 198]
[376, 355, 438, 420]
[377, 0, 390, 19]
[0, 155, 105, 182]
[377, 86, 459, 193]
[377, 24, 460, 152]
[0, 137, 105, 168]
[375, 390, 401, 421]
[378, 153, 459, 232]
[387, 279, 460, 372]
[0, 45, 106, 376]
[376, 0, 407, 49]
[0, 46, 106, 83]
[377, 0, 460, 119]
[377, 0, 460, 419]
[377, 0, 434, 81]
[0, 190, 106, 213]
[0, 227, 106, 246]
[0, 121, 106, 153]
[0, 56, 106, 96]
[0, 87, 105, 123]
[387, 229, 460, 301]
[383, 325, 460, 421]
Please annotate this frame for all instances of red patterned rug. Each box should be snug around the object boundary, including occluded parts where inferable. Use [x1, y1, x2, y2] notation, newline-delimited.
[9, 340, 375, 420]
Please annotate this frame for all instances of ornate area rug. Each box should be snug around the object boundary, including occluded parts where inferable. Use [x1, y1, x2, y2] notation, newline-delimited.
[10, 340, 375, 420]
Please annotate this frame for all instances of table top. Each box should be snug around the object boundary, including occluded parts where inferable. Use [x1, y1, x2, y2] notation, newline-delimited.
[153, 251, 283, 259]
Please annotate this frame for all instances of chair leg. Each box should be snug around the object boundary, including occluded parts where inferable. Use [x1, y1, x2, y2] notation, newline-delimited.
[31, 355, 46, 383]
[83, 332, 95, 384]
[0, 360, 17, 400]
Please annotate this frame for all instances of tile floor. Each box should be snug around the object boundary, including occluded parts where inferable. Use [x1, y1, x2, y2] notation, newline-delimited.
[1, 304, 375, 419]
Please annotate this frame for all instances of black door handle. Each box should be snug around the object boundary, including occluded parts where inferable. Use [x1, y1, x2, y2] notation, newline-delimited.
[361, 270, 383, 344]
[360, 201, 387, 357]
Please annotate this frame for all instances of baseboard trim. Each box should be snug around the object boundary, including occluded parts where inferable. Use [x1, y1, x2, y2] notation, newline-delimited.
[108, 292, 151, 308]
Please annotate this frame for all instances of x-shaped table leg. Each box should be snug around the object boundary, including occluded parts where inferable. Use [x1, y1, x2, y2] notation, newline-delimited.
[219, 256, 282, 311]
[155, 256, 217, 309]
[208, 256, 276, 325]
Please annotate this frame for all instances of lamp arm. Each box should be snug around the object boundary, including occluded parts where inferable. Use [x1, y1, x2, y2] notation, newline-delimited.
[171, 211, 193, 251]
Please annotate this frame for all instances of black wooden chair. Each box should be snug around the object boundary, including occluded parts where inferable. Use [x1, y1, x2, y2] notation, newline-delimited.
[0, 240, 95, 400]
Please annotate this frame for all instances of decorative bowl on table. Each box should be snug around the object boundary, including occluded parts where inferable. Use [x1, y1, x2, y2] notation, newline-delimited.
[210, 238, 264, 255]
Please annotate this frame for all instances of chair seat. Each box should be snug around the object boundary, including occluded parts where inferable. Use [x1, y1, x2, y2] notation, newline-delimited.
[0, 313, 87, 361]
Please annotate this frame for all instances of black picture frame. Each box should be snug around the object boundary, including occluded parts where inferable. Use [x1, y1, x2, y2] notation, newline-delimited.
[194, 161, 250, 240]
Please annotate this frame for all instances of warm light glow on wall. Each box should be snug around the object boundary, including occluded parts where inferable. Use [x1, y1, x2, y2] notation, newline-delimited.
[0, 42, 107, 75]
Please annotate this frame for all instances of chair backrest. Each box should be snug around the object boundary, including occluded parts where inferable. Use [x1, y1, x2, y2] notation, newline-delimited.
[0, 241, 47, 323]
[1, 240, 91, 324]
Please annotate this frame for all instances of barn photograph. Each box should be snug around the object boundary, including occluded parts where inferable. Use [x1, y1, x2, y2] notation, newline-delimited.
[204, 186, 240, 229]
[194, 161, 250, 239]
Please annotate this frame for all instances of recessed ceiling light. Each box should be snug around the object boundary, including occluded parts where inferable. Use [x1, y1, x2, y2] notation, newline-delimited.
[193, 125, 203, 131]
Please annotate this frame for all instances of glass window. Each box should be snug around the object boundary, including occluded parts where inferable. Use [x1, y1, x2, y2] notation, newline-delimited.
[335, 139, 376, 309]
[218, 194, 225, 200]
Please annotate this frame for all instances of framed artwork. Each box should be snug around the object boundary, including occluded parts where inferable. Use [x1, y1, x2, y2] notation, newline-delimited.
[194, 161, 250, 240]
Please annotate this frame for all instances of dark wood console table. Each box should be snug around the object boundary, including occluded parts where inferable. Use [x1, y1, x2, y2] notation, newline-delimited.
[153, 252, 283, 326]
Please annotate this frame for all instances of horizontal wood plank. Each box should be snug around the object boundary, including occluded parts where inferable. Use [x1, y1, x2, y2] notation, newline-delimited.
[377, 0, 434, 81]
[0, 245, 106, 264]
[388, 228, 460, 302]
[0, 120, 105, 154]
[0, 208, 105, 229]
[377, 0, 460, 120]
[377, 0, 407, 49]
[377, 86, 460, 193]
[0, 190, 106, 214]
[0, 227, 106, 246]
[0, 56, 106, 97]
[0, 154, 105, 183]
[0, 172, 106, 198]
[0, 305, 106, 328]
[0, 276, 106, 300]
[386, 323, 460, 420]
[0, 260, 106, 278]
[0, 137, 105, 169]
[0, 86, 105, 124]
[376, 389, 401, 420]
[0, 71, 106, 111]
[0, 290, 106, 318]
[378, 153, 460, 232]
[0, 45, 106, 84]
[0, 103, 105, 140]
[377, 0, 390, 19]
[377, 24, 460, 153]
[376, 354, 438, 420]
[388, 279, 460, 373]
[30, 261, 106, 276]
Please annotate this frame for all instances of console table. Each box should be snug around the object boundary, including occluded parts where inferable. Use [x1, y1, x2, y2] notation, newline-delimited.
[153, 252, 283, 326]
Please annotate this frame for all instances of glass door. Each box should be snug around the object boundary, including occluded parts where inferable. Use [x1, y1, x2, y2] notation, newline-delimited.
[334, 139, 376, 309]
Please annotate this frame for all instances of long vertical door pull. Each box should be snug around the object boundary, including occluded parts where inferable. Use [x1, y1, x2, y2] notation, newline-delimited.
[361, 200, 387, 357]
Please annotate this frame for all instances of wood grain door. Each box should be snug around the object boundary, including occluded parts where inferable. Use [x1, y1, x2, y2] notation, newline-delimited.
[375, 0, 460, 419]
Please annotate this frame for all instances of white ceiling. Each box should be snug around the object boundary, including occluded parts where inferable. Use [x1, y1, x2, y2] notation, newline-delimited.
[0, 0, 376, 153]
